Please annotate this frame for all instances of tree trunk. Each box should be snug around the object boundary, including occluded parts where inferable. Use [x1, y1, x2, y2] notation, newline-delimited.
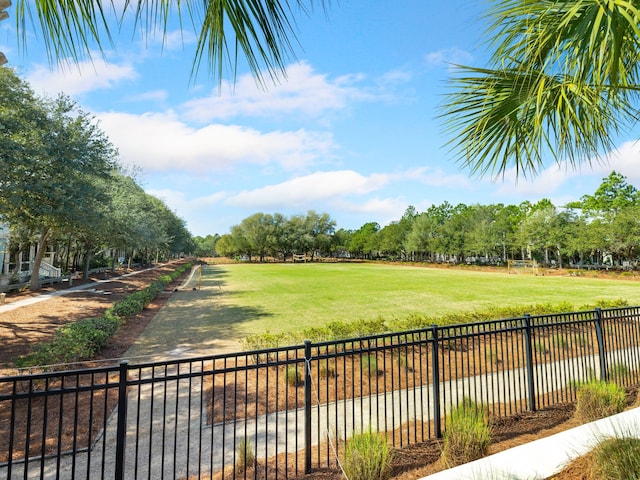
[83, 248, 91, 280]
[29, 227, 51, 291]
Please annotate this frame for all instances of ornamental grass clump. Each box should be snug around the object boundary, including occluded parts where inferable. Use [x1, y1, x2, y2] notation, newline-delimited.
[440, 398, 492, 467]
[286, 366, 302, 387]
[575, 380, 626, 422]
[235, 437, 255, 472]
[342, 430, 393, 480]
[591, 436, 640, 479]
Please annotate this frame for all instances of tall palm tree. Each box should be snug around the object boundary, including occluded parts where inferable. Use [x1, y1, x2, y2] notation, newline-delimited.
[442, 0, 640, 179]
[9, 0, 326, 85]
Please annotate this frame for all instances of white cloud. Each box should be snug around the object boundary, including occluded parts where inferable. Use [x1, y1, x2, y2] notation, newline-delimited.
[181, 61, 372, 122]
[489, 140, 640, 201]
[227, 170, 389, 208]
[146, 188, 227, 212]
[97, 111, 336, 173]
[27, 58, 138, 97]
[402, 166, 474, 188]
[333, 196, 408, 219]
[125, 89, 168, 103]
[157, 29, 198, 51]
[425, 47, 472, 67]
[492, 163, 576, 198]
[592, 140, 640, 181]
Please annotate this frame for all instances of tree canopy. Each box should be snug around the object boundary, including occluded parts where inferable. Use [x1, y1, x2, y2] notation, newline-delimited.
[0, 69, 193, 288]
[216, 172, 640, 269]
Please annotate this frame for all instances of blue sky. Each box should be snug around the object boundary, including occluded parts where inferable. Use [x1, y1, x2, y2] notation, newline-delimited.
[3, 1, 640, 237]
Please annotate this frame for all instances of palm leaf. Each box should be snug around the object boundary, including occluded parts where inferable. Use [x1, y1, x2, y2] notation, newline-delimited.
[442, 65, 626, 179]
[444, 0, 640, 178]
[12, 0, 328, 84]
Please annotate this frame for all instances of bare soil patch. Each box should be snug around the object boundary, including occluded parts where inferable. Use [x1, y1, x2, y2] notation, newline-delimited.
[0, 261, 190, 371]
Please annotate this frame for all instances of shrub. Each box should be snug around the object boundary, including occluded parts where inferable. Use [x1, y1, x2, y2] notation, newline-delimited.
[236, 437, 255, 471]
[441, 398, 492, 467]
[110, 297, 145, 319]
[318, 360, 336, 378]
[575, 380, 626, 422]
[553, 334, 568, 350]
[592, 436, 640, 479]
[286, 366, 302, 387]
[14, 315, 121, 367]
[361, 354, 381, 375]
[342, 430, 393, 480]
[14, 262, 192, 368]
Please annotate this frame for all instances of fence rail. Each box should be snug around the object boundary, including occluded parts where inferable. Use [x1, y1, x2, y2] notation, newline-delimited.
[1, 306, 640, 479]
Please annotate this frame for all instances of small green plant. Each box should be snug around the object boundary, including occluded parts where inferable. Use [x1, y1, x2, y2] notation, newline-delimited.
[236, 437, 255, 471]
[608, 362, 630, 386]
[534, 340, 549, 355]
[342, 430, 393, 480]
[575, 380, 626, 422]
[552, 334, 568, 350]
[441, 398, 492, 467]
[318, 360, 336, 378]
[592, 435, 640, 479]
[484, 347, 500, 365]
[395, 351, 413, 371]
[286, 366, 302, 387]
[361, 354, 381, 375]
[573, 334, 588, 347]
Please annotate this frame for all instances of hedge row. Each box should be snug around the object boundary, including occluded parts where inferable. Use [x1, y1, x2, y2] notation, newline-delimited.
[241, 298, 630, 351]
[15, 262, 194, 368]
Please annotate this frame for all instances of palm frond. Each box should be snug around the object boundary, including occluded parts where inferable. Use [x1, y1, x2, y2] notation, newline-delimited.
[442, 65, 624, 179]
[12, 0, 327, 84]
[444, 0, 640, 179]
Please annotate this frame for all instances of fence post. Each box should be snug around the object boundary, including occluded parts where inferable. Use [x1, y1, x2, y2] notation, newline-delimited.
[115, 360, 129, 480]
[303, 340, 312, 474]
[430, 325, 442, 438]
[594, 308, 608, 381]
[523, 314, 536, 412]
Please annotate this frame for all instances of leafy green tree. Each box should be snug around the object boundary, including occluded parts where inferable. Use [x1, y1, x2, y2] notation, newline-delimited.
[194, 234, 221, 257]
[304, 210, 336, 258]
[349, 222, 380, 259]
[215, 234, 238, 258]
[237, 213, 276, 262]
[330, 228, 352, 258]
[574, 171, 639, 215]
[0, 69, 117, 289]
[464, 204, 502, 262]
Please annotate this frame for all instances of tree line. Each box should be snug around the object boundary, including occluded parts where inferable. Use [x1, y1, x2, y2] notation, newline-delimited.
[0, 69, 193, 289]
[198, 171, 640, 269]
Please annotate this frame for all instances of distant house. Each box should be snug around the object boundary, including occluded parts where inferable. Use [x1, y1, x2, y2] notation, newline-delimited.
[0, 222, 61, 288]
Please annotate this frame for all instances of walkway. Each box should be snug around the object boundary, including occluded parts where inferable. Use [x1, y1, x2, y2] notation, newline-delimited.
[0, 266, 164, 314]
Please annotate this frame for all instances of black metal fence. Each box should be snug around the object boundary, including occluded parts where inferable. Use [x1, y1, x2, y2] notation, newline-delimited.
[1, 306, 640, 479]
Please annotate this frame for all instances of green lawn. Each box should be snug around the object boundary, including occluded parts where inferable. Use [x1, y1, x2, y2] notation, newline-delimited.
[202, 263, 640, 339]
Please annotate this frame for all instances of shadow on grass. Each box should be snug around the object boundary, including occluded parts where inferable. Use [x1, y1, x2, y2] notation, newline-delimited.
[124, 266, 273, 358]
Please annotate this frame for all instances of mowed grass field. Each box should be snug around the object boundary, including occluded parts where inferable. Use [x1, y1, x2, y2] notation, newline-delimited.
[200, 262, 640, 339]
